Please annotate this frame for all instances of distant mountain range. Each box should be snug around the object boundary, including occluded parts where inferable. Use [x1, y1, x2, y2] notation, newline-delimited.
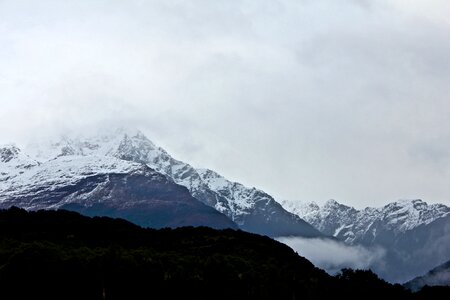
[2, 128, 450, 284]
[281, 199, 450, 283]
[0, 128, 320, 237]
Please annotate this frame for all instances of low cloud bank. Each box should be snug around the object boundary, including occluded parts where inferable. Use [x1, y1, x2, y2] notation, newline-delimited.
[277, 237, 385, 274]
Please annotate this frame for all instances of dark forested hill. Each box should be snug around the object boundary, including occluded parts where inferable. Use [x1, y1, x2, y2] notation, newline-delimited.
[0, 207, 446, 300]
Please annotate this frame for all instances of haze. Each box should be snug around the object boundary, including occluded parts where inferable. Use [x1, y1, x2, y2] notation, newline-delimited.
[1, 0, 450, 208]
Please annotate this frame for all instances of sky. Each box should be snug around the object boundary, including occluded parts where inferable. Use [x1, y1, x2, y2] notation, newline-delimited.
[1, 0, 450, 208]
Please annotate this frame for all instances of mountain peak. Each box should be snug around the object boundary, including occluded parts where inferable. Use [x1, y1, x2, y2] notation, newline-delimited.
[324, 199, 340, 207]
[382, 199, 438, 217]
[104, 127, 150, 143]
[0, 144, 37, 168]
[391, 199, 432, 213]
[0, 145, 20, 163]
[0, 145, 39, 182]
[322, 199, 355, 213]
[280, 200, 321, 218]
[4, 128, 325, 238]
[390, 199, 425, 207]
[380, 199, 450, 232]
[26, 127, 159, 162]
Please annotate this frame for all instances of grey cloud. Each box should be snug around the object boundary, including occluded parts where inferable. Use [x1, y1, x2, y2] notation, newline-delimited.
[277, 237, 386, 274]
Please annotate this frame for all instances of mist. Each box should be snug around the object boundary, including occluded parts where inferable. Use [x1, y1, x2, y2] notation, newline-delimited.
[277, 237, 386, 274]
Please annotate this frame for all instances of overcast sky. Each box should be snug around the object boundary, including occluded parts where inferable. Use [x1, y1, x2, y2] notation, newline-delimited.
[1, 0, 450, 208]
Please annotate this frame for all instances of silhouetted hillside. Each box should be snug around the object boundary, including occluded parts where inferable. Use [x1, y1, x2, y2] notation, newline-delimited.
[0, 207, 447, 300]
[405, 260, 450, 291]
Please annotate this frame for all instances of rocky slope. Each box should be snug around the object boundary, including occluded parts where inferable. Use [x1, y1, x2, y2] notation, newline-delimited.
[282, 199, 449, 243]
[1, 128, 320, 237]
[26, 128, 322, 237]
[0, 144, 236, 229]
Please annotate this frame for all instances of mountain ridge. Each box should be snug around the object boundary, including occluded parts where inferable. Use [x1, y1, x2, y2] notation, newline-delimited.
[281, 198, 450, 283]
[0, 138, 237, 229]
[282, 199, 450, 241]
[1, 128, 321, 237]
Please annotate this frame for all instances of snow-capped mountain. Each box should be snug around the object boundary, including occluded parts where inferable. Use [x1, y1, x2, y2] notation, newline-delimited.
[0, 139, 236, 229]
[1, 128, 321, 237]
[195, 168, 320, 237]
[0, 145, 39, 182]
[282, 199, 450, 243]
[282, 199, 450, 283]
